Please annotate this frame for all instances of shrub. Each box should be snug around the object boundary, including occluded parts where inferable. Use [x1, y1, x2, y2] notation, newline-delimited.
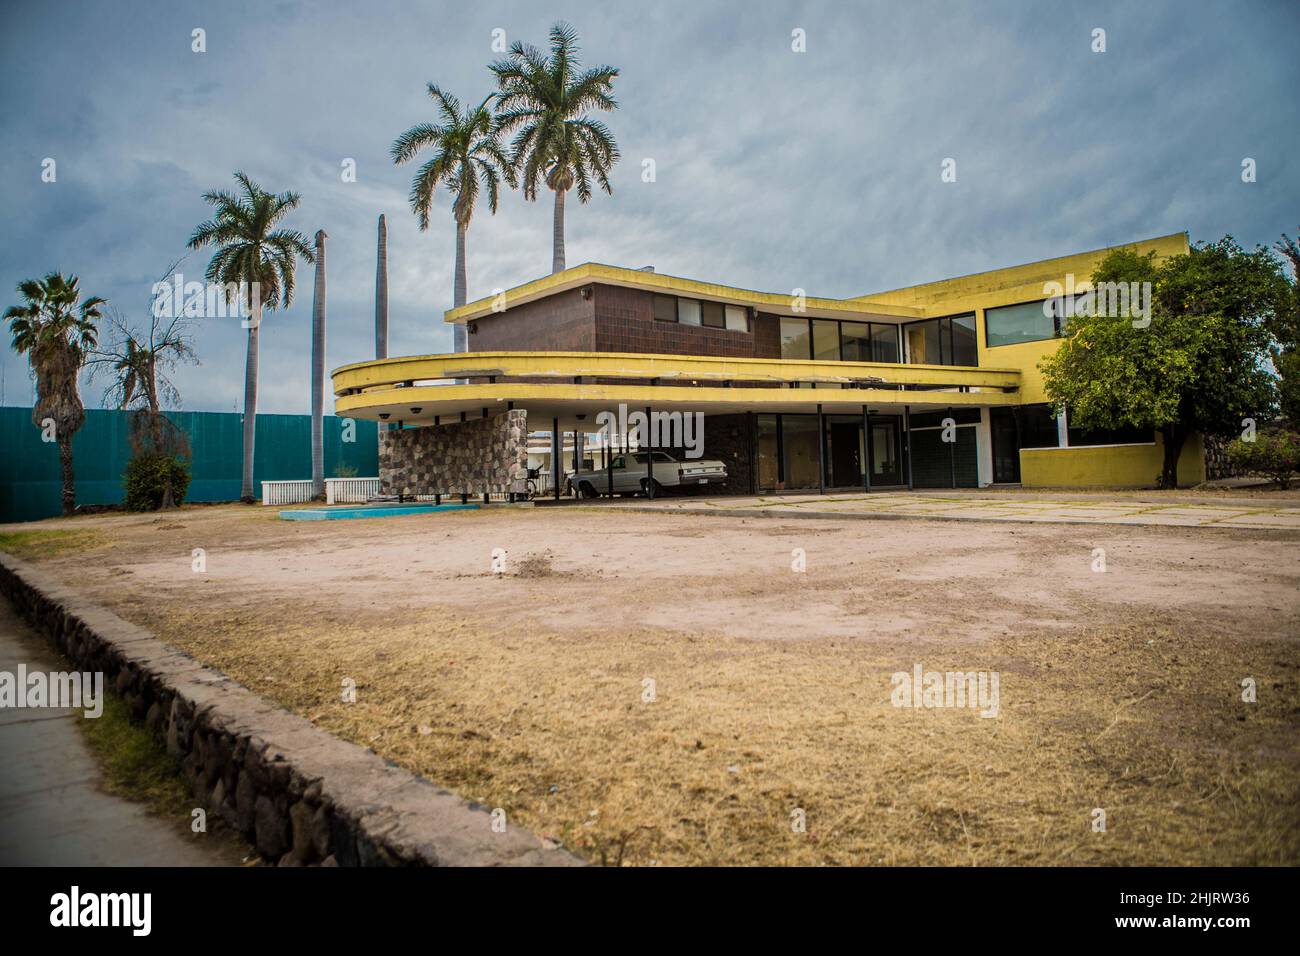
[1225, 430, 1300, 489]
[123, 454, 192, 511]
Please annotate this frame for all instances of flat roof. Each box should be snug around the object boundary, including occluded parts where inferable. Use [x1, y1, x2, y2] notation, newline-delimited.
[444, 232, 1190, 325]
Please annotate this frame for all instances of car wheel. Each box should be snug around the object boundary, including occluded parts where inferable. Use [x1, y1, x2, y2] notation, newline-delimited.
[578, 481, 600, 499]
[640, 478, 663, 498]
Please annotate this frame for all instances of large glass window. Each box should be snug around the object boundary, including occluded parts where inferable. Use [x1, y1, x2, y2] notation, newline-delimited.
[653, 294, 677, 322]
[906, 319, 945, 364]
[701, 301, 725, 328]
[871, 324, 900, 363]
[812, 320, 840, 361]
[781, 415, 821, 490]
[725, 305, 748, 332]
[677, 298, 702, 326]
[985, 300, 1057, 347]
[840, 322, 871, 361]
[780, 317, 811, 359]
[950, 314, 977, 366]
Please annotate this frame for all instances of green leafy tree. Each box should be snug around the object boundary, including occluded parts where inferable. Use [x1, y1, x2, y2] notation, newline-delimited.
[491, 22, 620, 273]
[392, 86, 512, 348]
[5, 273, 105, 514]
[188, 173, 314, 502]
[1272, 229, 1300, 425]
[1040, 238, 1285, 488]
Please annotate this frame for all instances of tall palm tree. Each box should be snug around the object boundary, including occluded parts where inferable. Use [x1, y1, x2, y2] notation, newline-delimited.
[491, 22, 620, 274]
[188, 172, 314, 502]
[5, 273, 105, 515]
[391, 85, 511, 355]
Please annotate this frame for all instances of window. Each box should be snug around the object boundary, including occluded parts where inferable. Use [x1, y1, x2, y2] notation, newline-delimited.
[905, 318, 945, 364]
[950, 314, 977, 366]
[985, 300, 1057, 347]
[840, 322, 871, 362]
[677, 298, 702, 326]
[812, 320, 840, 361]
[724, 305, 748, 332]
[871, 324, 900, 363]
[780, 317, 811, 359]
[701, 301, 725, 328]
[1018, 404, 1060, 448]
[653, 294, 676, 322]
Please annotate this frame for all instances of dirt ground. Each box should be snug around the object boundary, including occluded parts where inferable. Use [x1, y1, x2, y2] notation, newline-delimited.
[2, 502, 1298, 866]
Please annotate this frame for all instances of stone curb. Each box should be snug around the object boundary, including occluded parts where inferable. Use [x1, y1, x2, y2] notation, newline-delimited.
[0, 551, 583, 868]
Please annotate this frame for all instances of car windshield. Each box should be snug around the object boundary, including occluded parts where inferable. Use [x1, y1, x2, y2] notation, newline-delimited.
[632, 452, 677, 464]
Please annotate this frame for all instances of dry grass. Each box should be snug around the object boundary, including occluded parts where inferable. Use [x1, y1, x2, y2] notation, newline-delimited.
[119, 600, 1298, 867]
[8, 503, 1298, 866]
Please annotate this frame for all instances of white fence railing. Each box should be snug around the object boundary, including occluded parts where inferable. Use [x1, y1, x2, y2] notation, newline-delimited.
[261, 480, 316, 506]
[325, 477, 381, 504]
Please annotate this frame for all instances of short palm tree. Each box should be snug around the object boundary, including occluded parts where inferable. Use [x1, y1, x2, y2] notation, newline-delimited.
[491, 22, 620, 273]
[188, 172, 314, 501]
[5, 273, 105, 515]
[392, 85, 511, 355]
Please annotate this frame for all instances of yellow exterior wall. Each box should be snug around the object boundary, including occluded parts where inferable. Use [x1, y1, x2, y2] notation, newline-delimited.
[1020, 434, 1205, 488]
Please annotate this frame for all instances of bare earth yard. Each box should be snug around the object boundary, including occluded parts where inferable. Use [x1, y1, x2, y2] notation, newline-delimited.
[2, 502, 1298, 866]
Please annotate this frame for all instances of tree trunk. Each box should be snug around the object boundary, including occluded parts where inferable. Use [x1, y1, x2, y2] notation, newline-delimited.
[58, 433, 76, 516]
[311, 230, 328, 498]
[1160, 423, 1189, 489]
[551, 187, 567, 274]
[375, 214, 388, 360]
[241, 304, 261, 502]
[453, 220, 468, 385]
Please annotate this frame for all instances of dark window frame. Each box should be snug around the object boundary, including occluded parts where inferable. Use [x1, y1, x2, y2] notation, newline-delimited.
[983, 298, 1062, 349]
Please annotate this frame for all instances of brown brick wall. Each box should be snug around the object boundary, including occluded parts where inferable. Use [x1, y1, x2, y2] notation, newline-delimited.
[467, 288, 594, 352]
[465, 283, 786, 362]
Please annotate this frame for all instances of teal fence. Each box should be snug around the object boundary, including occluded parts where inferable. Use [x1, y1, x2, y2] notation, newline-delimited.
[0, 406, 378, 524]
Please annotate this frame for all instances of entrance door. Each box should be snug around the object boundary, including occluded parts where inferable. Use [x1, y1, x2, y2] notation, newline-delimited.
[825, 417, 863, 488]
[989, 407, 1020, 483]
[869, 417, 903, 486]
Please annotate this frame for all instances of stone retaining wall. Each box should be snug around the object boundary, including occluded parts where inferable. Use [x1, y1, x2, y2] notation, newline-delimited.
[0, 553, 580, 868]
[380, 409, 528, 497]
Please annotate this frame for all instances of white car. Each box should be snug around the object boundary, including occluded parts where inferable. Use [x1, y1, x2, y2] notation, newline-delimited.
[569, 451, 727, 498]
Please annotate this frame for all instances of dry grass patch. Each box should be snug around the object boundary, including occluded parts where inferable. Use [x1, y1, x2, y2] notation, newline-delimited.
[118, 599, 1298, 867]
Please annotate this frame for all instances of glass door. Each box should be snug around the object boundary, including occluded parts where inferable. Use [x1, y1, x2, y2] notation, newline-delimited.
[869, 416, 903, 486]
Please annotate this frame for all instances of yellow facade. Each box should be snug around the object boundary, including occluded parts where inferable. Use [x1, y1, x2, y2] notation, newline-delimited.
[1020, 434, 1205, 488]
[334, 231, 1198, 489]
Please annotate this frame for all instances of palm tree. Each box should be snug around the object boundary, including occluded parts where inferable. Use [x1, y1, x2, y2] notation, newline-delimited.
[491, 22, 620, 273]
[391, 85, 511, 355]
[188, 172, 314, 502]
[5, 273, 105, 515]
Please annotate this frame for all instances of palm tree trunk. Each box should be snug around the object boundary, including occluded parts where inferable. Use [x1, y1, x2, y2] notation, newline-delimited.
[241, 305, 261, 502]
[58, 433, 76, 516]
[551, 187, 567, 274]
[453, 219, 468, 366]
[375, 214, 388, 360]
[311, 230, 328, 498]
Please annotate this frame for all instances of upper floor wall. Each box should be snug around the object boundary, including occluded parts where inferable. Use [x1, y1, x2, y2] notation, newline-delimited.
[458, 232, 1190, 405]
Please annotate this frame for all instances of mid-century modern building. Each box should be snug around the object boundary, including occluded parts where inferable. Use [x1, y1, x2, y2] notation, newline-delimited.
[331, 231, 1205, 498]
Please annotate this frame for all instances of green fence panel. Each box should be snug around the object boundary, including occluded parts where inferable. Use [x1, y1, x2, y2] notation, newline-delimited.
[0, 406, 377, 523]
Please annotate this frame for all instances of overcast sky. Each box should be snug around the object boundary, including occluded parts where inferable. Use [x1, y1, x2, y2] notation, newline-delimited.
[2, 0, 1298, 414]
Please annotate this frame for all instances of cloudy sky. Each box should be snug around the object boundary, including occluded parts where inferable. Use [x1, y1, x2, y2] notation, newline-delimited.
[2, 0, 1298, 414]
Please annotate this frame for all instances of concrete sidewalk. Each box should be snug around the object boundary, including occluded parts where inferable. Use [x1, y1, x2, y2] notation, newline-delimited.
[606, 491, 1300, 530]
[0, 598, 236, 866]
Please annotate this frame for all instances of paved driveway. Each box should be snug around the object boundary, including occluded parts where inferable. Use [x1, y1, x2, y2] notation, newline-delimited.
[608, 491, 1300, 530]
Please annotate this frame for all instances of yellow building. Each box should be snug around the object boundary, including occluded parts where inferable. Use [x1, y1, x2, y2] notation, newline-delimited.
[332, 232, 1203, 498]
